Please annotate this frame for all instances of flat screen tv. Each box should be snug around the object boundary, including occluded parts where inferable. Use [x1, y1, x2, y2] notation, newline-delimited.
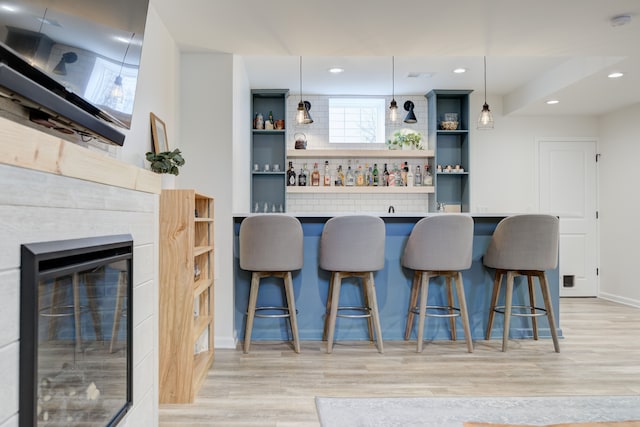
[0, 0, 150, 146]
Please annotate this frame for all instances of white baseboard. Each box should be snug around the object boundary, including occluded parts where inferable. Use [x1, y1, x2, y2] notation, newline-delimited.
[599, 292, 640, 309]
[214, 335, 238, 349]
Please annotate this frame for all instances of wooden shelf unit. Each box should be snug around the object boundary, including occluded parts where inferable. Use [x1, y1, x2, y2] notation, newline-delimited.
[159, 189, 214, 404]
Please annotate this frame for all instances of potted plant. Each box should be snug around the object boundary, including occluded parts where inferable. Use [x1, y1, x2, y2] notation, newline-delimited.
[386, 128, 423, 150]
[145, 149, 185, 175]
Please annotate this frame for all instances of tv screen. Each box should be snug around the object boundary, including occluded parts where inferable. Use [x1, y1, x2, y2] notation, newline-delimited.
[0, 0, 149, 146]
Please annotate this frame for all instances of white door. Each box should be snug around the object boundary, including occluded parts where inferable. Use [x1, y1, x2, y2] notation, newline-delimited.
[538, 138, 598, 297]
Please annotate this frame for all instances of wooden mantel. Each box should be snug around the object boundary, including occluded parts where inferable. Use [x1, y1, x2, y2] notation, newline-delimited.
[0, 117, 161, 194]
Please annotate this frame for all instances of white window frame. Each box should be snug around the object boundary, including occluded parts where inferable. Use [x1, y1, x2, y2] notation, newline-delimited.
[329, 98, 386, 144]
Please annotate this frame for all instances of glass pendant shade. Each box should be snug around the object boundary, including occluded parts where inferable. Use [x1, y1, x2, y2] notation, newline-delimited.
[110, 75, 124, 102]
[297, 100, 313, 124]
[389, 99, 398, 122]
[477, 103, 494, 129]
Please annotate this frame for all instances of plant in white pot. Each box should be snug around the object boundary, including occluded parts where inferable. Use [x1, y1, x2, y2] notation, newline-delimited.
[386, 128, 423, 150]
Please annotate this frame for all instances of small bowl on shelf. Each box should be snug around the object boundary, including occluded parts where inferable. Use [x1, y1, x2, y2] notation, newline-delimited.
[440, 113, 459, 130]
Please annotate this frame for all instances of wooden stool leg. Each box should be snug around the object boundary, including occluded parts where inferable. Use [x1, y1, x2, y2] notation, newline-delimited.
[364, 272, 384, 354]
[322, 273, 336, 341]
[326, 273, 343, 354]
[110, 271, 127, 353]
[362, 274, 374, 342]
[446, 274, 457, 341]
[84, 271, 104, 342]
[502, 271, 515, 352]
[416, 272, 430, 353]
[244, 272, 261, 354]
[404, 271, 420, 340]
[527, 274, 539, 340]
[72, 273, 82, 353]
[538, 272, 560, 353]
[283, 271, 300, 353]
[485, 270, 503, 340]
[455, 272, 473, 353]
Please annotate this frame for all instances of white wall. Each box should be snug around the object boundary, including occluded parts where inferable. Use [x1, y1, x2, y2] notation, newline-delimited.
[598, 103, 640, 307]
[119, 5, 181, 170]
[470, 92, 599, 213]
[178, 53, 236, 348]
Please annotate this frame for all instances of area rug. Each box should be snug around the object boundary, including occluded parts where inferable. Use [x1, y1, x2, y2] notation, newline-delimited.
[315, 396, 640, 427]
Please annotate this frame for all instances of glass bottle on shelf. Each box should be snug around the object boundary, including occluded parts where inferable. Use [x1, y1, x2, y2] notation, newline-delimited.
[311, 162, 320, 186]
[383, 163, 390, 186]
[298, 164, 307, 186]
[336, 165, 345, 186]
[414, 165, 422, 186]
[388, 164, 396, 187]
[355, 165, 364, 186]
[287, 161, 297, 186]
[407, 165, 414, 187]
[394, 164, 403, 187]
[323, 161, 331, 186]
[401, 161, 408, 186]
[424, 164, 433, 186]
[346, 161, 355, 186]
[372, 163, 379, 186]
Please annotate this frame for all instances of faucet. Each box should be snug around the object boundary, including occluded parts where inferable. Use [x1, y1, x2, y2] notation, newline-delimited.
[388, 205, 395, 213]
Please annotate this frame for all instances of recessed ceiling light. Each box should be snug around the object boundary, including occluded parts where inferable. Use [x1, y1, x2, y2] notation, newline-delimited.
[453, 68, 466, 74]
[328, 67, 344, 74]
[608, 72, 624, 79]
[546, 100, 559, 105]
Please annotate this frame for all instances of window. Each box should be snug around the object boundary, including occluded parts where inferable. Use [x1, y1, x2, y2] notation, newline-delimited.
[329, 98, 385, 143]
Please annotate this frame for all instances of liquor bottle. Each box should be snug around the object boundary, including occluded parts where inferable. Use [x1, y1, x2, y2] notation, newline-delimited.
[323, 161, 331, 186]
[336, 165, 345, 186]
[388, 165, 396, 187]
[394, 164, 403, 187]
[346, 161, 355, 186]
[407, 165, 414, 187]
[401, 161, 408, 186]
[311, 162, 320, 186]
[372, 163, 379, 186]
[303, 163, 310, 182]
[287, 161, 296, 186]
[424, 164, 433, 186]
[268, 110, 274, 124]
[383, 163, 390, 187]
[366, 165, 372, 186]
[298, 165, 307, 186]
[356, 165, 364, 186]
[414, 165, 422, 186]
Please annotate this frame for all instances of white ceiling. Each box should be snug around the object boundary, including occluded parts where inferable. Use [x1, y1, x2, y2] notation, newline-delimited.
[151, 0, 640, 116]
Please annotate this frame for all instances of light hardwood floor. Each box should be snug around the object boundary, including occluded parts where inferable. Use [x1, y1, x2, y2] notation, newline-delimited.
[159, 298, 640, 426]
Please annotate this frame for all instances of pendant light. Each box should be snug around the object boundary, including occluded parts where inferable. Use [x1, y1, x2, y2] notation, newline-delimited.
[110, 33, 135, 104]
[477, 56, 494, 130]
[296, 56, 313, 124]
[389, 56, 398, 122]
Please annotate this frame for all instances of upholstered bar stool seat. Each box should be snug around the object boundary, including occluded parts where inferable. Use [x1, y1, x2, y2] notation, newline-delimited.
[483, 214, 560, 352]
[239, 214, 303, 353]
[320, 215, 385, 354]
[402, 214, 474, 352]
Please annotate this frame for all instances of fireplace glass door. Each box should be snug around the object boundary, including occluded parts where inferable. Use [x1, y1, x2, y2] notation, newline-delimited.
[21, 235, 133, 427]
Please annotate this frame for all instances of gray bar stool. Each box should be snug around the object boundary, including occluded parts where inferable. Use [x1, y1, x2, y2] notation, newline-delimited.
[320, 215, 385, 354]
[239, 214, 303, 353]
[402, 215, 474, 353]
[483, 214, 560, 352]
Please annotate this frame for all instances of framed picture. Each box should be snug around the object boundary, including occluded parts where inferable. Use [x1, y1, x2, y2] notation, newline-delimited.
[150, 112, 169, 153]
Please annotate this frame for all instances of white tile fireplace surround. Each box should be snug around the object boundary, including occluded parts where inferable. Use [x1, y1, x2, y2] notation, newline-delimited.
[0, 118, 160, 426]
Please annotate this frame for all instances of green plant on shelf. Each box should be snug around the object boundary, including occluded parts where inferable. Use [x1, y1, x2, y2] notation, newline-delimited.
[386, 128, 423, 150]
[145, 149, 185, 175]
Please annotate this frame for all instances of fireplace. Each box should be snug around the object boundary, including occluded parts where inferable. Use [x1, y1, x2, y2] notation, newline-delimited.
[20, 235, 133, 427]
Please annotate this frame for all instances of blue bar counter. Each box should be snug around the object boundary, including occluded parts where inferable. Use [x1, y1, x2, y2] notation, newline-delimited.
[233, 214, 562, 342]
